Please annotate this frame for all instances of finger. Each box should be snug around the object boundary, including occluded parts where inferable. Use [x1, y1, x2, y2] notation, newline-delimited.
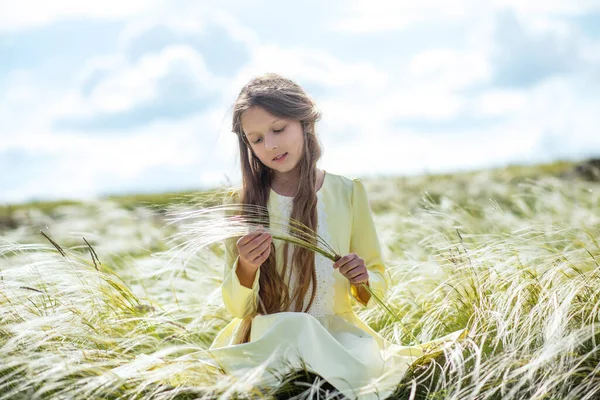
[245, 232, 271, 250]
[350, 272, 369, 284]
[237, 235, 263, 253]
[340, 264, 361, 279]
[248, 237, 272, 259]
[252, 247, 271, 266]
[345, 265, 367, 279]
[246, 235, 271, 253]
[333, 254, 355, 269]
[238, 231, 263, 246]
[246, 224, 268, 238]
[339, 258, 362, 275]
[255, 245, 271, 264]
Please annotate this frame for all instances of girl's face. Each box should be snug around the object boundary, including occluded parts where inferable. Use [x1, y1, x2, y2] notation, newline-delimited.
[241, 106, 304, 174]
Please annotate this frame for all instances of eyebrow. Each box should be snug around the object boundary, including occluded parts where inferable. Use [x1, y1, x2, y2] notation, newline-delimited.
[246, 119, 282, 137]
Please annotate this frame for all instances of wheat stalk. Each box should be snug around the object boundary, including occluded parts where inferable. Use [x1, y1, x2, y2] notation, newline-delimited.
[162, 203, 416, 341]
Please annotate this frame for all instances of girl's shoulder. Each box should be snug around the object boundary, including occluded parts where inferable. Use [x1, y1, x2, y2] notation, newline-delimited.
[323, 171, 365, 198]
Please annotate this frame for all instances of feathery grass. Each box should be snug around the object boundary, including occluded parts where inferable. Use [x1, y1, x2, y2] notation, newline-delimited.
[1, 163, 600, 398]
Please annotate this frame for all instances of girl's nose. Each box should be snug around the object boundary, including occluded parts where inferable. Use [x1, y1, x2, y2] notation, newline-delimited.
[264, 133, 278, 151]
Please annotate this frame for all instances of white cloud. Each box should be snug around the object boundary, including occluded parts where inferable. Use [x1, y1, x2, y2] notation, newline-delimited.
[334, 0, 600, 33]
[472, 90, 529, 117]
[334, 0, 477, 33]
[231, 44, 389, 91]
[65, 44, 220, 118]
[115, 7, 260, 52]
[0, 109, 232, 203]
[407, 49, 491, 90]
[0, 0, 162, 32]
[468, 75, 600, 160]
[320, 123, 541, 178]
[0, 8, 255, 203]
[0, 70, 39, 134]
[490, 0, 600, 16]
[383, 88, 465, 120]
[208, 9, 262, 50]
[2, 1, 600, 204]
[0, 68, 67, 147]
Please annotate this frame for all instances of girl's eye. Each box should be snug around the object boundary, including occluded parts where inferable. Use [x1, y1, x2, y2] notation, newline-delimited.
[252, 127, 285, 144]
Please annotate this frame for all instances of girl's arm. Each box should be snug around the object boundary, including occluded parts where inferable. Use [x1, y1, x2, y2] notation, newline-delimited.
[220, 191, 261, 319]
[222, 236, 260, 318]
[348, 178, 389, 308]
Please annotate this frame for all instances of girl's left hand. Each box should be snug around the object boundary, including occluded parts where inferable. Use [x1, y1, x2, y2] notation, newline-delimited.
[333, 253, 369, 284]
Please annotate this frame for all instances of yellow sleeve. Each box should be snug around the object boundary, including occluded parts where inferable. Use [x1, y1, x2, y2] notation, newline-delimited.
[348, 178, 389, 308]
[220, 191, 260, 318]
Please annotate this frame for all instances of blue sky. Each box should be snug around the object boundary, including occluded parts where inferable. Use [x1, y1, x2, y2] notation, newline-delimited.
[1, 0, 600, 204]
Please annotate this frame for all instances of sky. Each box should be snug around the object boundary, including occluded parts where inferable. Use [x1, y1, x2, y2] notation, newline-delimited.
[1, 0, 600, 204]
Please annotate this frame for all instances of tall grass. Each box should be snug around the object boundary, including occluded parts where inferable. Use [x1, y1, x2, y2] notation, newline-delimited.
[1, 166, 600, 399]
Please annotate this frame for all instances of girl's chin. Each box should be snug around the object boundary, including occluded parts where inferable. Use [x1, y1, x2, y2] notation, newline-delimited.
[269, 157, 296, 171]
[270, 162, 299, 174]
[271, 165, 294, 173]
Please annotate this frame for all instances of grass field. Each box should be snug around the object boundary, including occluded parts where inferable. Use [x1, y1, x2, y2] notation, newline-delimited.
[1, 160, 599, 399]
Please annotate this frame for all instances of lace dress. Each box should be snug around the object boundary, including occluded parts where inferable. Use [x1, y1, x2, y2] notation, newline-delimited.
[277, 190, 336, 318]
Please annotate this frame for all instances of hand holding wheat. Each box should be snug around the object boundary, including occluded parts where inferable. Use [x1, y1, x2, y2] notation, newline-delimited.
[333, 253, 369, 285]
[236, 225, 272, 280]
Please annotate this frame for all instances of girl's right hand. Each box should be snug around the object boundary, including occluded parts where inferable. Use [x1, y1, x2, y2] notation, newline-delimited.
[236, 225, 272, 273]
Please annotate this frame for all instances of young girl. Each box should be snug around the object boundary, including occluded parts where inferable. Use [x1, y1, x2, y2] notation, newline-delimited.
[207, 73, 461, 399]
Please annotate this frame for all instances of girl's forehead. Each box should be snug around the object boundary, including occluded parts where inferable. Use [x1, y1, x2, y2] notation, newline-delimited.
[242, 106, 277, 123]
[241, 106, 284, 135]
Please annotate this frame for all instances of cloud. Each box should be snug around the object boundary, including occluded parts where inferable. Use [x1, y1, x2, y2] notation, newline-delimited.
[0, 20, 123, 85]
[525, 75, 600, 160]
[407, 49, 491, 90]
[55, 45, 223, 131]
[319, 123, 541, 178]
[121, 17, 251, 77]
[2, 1, 600, 204]
[0, 111, 232, 203]
[230, 44, 389, 101]
[572, 11, 600, 39]
[490, 10, 581, 87]
[47, 11, 256, 132]
[0, 0, 160, 33]
[472, 89, 530, 117]
[0, 8, 255, 202]
[0, 150, 56, 192]
[392, 115, 505, 134]
[334, 0, 600, 33]
[489, 0, 600, 16]
[334, 0, 477, 33]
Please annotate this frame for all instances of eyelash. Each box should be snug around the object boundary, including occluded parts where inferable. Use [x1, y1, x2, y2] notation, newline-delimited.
[252, 127, 285, 144]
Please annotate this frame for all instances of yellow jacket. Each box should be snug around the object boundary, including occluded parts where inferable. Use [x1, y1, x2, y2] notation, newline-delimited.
[218, 171, 389, 346]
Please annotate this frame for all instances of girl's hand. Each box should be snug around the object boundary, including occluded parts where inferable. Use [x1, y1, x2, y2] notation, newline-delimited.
[333, 253, 369, 285]
[236, 225, 272, 273]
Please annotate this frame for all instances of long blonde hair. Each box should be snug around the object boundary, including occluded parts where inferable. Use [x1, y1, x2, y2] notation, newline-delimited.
[231, 73, 323, 343]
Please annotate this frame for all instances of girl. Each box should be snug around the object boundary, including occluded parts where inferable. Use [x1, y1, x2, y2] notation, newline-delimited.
[207, 73, 462, 399]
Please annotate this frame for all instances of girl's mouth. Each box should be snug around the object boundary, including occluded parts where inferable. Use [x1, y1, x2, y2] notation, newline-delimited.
[273, 153, 288, 162]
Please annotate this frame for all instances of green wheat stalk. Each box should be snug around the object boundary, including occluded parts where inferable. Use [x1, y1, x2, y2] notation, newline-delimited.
[163, 203, 417, 342]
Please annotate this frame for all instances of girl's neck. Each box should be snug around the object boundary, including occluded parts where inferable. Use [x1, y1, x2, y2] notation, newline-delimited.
[271, 168, 324, 197]
[272, 169, 299, 186]
[271, 165, 300, 192]
[271, 168, 301, 197]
